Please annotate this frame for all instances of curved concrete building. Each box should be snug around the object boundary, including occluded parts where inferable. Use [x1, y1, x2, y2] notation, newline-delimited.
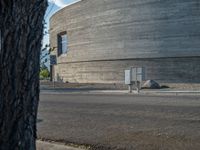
[50, 0, 200, 83]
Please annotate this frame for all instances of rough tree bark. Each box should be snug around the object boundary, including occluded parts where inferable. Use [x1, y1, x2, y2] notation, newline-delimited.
[0, 1, 47, 150]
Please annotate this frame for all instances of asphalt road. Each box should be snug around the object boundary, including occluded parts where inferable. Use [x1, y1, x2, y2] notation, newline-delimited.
[38, 93, 200, 150]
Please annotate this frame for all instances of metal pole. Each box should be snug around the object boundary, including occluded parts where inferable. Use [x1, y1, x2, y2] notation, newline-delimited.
[53, 78, 55, 89]
[135, 81, 140, 94]
[128, 84, 132, 93]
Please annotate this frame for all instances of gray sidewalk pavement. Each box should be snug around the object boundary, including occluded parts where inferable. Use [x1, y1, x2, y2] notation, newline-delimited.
[40, 89, 200, 96]
[37, 141, 86, 150]
[40, 81, 200, 96]
[89, 89, 200, 96]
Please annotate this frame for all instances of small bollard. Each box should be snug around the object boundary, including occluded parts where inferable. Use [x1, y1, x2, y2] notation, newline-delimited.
[135, 81, 140, 94]
[128, 84, 133, 93]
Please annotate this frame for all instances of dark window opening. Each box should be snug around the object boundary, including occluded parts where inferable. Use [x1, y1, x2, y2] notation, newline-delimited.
[57, 32, 68, 56]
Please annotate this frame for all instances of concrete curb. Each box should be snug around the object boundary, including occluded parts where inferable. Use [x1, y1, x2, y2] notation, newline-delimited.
[37, 141, 86, 150]
[88, 90, 200, 96]
[41, 89, 200, 96]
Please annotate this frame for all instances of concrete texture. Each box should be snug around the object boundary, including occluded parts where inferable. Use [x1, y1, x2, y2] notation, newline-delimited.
[50, 0, 200, 83]
[40, 81, 200, 91]
[38, 93, 200, 150]
[37, 141, 85, 150]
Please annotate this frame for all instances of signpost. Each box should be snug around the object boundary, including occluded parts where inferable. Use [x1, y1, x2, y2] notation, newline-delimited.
[125, 67, 145, 93]
[50, 55, 57, 88]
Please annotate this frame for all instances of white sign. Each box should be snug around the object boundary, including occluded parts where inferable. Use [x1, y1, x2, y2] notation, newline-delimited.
[132, 67, 145, 82]
[125, 70, 131, 85]
[125, 67, 145, 93]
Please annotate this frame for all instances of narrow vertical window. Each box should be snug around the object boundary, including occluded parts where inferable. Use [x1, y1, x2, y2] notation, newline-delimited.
[58, 32, 68, 56]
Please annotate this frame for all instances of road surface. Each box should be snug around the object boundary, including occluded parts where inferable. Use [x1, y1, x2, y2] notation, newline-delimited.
[38, 93, 200, 150]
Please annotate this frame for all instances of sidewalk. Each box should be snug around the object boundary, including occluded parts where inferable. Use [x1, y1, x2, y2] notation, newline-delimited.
[40, 81, 200, 96]
[37, 141, 86, 150]
[93, 90, 200, 96]
[40, 88, 200, 96]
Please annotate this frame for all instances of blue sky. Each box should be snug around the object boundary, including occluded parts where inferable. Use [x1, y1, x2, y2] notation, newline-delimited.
[43, 0, 78, 47]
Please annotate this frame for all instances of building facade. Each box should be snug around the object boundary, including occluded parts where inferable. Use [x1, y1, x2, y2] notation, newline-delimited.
[50, 0, 200, 83]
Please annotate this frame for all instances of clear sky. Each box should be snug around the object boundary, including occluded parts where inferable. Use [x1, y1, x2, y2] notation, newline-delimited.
[43, 0, 78, 47]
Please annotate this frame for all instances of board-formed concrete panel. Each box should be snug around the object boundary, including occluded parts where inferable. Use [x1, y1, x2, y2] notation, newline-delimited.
[50, 0, 200, 83]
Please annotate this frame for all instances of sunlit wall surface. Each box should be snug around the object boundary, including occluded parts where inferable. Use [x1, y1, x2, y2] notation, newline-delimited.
[50, 0, 200, 83]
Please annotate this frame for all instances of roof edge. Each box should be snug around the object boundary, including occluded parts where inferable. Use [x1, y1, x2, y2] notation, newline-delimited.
[50, 0, 83, 22]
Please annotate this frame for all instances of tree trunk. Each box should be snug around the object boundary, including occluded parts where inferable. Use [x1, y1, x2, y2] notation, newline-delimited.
[0, 1, 47, 149]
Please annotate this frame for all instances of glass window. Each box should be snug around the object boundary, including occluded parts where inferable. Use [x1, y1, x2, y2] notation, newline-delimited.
[58, 32, 68, 56]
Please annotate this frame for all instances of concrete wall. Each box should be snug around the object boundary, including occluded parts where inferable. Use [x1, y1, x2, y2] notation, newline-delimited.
[50, 0, 200, 83]
[53, 57, 200, 83]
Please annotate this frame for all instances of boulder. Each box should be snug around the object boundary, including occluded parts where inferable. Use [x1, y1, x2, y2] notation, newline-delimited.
[142, 80, 160, 89]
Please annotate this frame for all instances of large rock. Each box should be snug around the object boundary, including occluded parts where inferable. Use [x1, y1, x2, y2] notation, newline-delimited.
[142, 80, 160, 89]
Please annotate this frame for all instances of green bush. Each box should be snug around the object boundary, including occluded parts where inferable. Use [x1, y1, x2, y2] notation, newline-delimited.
[40, 68, 50, 79]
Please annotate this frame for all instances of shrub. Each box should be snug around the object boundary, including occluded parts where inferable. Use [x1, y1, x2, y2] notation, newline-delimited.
[40, 68, 50, 79]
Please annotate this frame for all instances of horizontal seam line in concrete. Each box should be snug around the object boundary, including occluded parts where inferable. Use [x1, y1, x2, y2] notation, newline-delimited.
[56, 56, 200, 65]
